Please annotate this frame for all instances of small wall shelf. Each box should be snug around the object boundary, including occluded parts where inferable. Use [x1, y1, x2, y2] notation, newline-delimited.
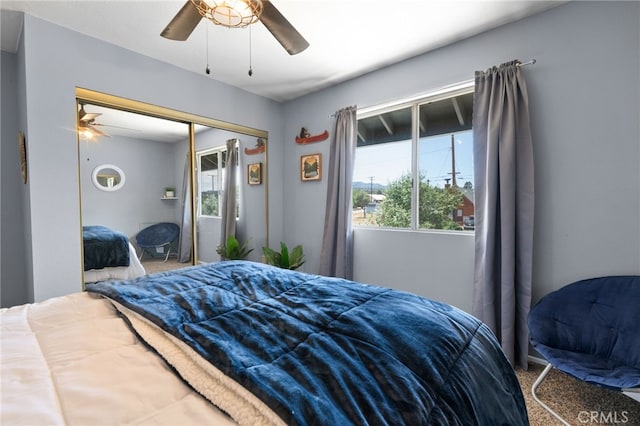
[161, 196, 178, 200]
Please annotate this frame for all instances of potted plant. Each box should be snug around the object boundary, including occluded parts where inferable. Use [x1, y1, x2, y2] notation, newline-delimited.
[217, 235, 253, 260]
[164, 187, 175, 198]
[262, 242, 305, 270]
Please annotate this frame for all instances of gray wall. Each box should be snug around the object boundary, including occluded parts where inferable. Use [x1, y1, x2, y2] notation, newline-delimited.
[79, 135, 179, 238]
[1, 50, 28, 307]
[14, 14, 284, 303]
[281, 1, 640, 311]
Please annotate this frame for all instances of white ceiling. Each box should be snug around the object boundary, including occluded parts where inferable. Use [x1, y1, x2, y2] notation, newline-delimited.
[1, 0, 565, 103]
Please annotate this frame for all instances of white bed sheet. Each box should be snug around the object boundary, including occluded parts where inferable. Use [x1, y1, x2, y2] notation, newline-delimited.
[84, 242, 146, 283]
[0, 292, 235, 425]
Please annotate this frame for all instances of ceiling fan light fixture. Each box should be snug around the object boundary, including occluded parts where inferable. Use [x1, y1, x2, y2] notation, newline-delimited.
[191, 0, 263, 28]
[78, 127, 96, 141]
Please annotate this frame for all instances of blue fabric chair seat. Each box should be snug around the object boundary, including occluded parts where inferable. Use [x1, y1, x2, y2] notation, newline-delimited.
[528, 275, 640, 424]
[135, 223, 180, 261]
[534, 346, 640, 389]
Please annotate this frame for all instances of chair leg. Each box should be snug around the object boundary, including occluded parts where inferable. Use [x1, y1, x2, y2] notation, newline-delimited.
[531, 363, 570, 426]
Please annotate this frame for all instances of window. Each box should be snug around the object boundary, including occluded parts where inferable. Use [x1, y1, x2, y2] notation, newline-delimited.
[198, 148, 226, 217]
[353, 83, 475, 231]
[197, 146, 239, 218]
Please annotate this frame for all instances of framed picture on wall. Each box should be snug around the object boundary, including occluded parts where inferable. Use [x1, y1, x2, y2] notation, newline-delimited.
[301, 153, 321, 182]
[248, 162, 262, 185]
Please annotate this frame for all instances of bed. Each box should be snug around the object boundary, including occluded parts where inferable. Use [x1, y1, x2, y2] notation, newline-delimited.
[1, 261, 529, 425]
[82, 225, 146, 282]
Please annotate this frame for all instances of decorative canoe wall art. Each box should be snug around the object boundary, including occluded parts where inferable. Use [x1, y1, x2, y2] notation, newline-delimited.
[245, 138, 266, 155]
[296, 128, 329, 145]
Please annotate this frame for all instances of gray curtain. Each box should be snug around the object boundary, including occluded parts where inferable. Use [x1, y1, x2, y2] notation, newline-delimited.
[319, 106, 357, 279]
[220, 138, 238, 246]
[472, 60, 535, 369]
[177, 154, 192, 263]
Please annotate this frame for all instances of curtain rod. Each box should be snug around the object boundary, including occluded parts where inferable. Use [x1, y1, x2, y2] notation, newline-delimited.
[517, 58, 537, 67]
[328, 58, 537, 118]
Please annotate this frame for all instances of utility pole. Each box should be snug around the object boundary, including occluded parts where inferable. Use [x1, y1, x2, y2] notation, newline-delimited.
[368, 176, 375, 202]
[449, 134, 460, 187]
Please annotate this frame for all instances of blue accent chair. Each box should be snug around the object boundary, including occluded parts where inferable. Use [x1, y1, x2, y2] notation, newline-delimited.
[528, 275, 640, 425]
[135, 222, 180, 262]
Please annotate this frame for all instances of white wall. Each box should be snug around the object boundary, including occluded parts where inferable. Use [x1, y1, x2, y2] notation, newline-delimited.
[18, 15, 284, 302]
[282, 1, 640, 312]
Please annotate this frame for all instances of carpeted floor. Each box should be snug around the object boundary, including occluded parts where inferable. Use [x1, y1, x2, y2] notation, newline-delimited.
[141, 258, 187, 274]
[515, 362, 640, 425]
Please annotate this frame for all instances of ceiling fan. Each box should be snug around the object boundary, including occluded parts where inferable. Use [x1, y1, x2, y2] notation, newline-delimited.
[161, 0, 309, 55]
[78, 104, 110, 140]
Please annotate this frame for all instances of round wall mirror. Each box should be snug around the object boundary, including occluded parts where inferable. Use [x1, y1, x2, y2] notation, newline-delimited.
[92, 164, 125, 192]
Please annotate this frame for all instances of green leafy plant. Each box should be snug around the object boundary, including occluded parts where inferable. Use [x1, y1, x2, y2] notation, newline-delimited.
[216, 236, 253, 260]
[262, 242, 305, 270]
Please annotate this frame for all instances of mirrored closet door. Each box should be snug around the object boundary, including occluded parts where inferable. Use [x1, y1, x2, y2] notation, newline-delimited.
[76, 88, 268, 285]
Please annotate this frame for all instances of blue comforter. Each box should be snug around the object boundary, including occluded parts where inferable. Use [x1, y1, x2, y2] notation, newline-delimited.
[87, 261, 528, 425]
[82, 225, 130, 271]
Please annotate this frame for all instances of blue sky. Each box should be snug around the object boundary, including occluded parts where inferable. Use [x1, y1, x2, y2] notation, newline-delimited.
[353, 130, 474, 188]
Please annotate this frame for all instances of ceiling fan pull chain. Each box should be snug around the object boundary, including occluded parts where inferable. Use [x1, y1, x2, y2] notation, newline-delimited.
[205, 24, 211, 75]
[248, 25, 253, 77]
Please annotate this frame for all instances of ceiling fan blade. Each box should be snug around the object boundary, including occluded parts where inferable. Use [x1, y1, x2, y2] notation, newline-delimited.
[160, 1, 203, 41]
[88, 125, 110, 138]
[78, 104, 101, 122]
[78, 123, 110, 139]
[80, 113, 101, 123]
[260, 1, 309, 55]
[93, 123, 140, 132]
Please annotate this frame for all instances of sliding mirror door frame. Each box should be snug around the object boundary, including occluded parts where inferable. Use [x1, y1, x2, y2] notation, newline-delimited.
[76, 87, 269, 281]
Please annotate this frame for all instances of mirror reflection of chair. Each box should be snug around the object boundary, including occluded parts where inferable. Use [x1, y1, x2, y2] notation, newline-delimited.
[528, 275, 640, 425]
[135, 223, 180, 262]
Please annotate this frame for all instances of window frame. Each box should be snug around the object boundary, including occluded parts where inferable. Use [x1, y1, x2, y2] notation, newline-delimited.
[355, 80, 475, 232]
[196, 146, 228, 218]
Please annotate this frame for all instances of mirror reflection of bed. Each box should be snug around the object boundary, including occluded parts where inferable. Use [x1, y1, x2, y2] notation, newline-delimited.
[77, 90, 268, 284]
